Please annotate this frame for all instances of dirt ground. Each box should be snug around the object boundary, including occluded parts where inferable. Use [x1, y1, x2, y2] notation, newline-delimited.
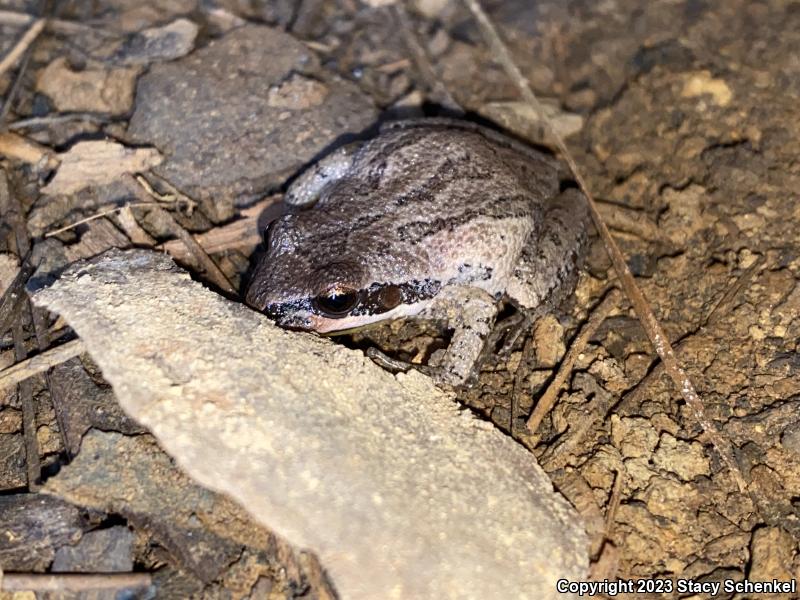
[1, 0, 799, 598]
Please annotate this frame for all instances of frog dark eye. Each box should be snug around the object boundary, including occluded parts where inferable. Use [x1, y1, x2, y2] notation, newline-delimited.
[313, 287, 360, 317]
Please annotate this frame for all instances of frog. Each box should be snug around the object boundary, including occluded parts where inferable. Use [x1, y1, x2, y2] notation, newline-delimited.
[245, 119, 589, 386]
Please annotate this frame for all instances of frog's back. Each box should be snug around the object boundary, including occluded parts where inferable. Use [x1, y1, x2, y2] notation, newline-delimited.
[348, 121, 559, 220]
[327, 121, 560, 293]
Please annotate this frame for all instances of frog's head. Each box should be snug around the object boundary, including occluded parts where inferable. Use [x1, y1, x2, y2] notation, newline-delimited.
[245, 213, 440, 334]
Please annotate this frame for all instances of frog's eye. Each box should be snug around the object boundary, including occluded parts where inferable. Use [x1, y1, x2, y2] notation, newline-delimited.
[313, 287, 361, 317]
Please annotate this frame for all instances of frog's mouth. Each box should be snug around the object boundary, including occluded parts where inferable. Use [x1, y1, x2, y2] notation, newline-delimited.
[309, 301, 430, 335]
[309, 279, 442, 334]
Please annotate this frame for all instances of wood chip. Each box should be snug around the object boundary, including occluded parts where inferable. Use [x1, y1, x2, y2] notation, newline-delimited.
[0, 131, 57, 168]
[42, 141, 162, 196]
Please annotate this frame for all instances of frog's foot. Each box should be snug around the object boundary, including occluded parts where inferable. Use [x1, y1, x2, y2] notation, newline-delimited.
[365, 347, 439, 380]
[365, 347, 411, 373]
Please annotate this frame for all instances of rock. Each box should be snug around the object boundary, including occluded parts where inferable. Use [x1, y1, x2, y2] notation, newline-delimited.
[32, 248, 588, 600]
[652, 433, 711, 481]
[113, 18, 199, 65]
[127, 25, 377, 222]
[532, 313, 565, 368]
[43, 430, 310, 588]
[0, 494, 84, 570]
[681, 70, 733, 107]
[52, 525, 134, 572]
[478, 100, 585, 146]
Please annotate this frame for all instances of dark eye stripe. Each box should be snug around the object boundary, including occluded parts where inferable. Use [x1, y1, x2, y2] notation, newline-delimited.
[357, 279, 441, 316]
[263, 279, 442, 323]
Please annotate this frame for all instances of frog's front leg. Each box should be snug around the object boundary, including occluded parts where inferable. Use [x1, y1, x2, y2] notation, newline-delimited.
[426, 286, 499, 386]
[284, 143, 359, 208]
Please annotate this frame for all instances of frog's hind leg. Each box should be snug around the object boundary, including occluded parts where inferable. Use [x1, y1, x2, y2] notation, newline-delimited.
[506, 188, 589, 313]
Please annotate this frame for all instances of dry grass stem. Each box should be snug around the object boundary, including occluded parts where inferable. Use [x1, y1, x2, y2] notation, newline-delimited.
[0, 10, 109, 36]
[0, 338, 85, 391]
[0, 17, 45, 79]
[0, 572, 152, 592]
[44, 203, 155, 238]
[8, 113, 109, 130]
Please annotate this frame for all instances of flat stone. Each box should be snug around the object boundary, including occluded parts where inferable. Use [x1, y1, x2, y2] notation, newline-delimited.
[43, 430, 258, 584]
[127, 25, 377, 221]
[32, 249, 588, 600]
[0, 494, 84, 570]
[49, 357, 145, 456]
[52, 525, 134, 572]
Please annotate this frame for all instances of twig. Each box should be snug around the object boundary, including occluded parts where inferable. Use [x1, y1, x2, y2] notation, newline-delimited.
[0, 46, 31, 124]
[463, 0, 748, 494]
[588, 467, 624, 579]
[0, 572, 152, 592]
[164, 213, 238, 294]
[125, 175, 236, 294]
[0, 10, 111, 37]
[526, 289, 620, 432]
[620, 255, 766, 410]
[44, 203, 154, 238]
[604, 468, 624, 540]
[8, 113, 110, 130]
[0, 132, 58, 168]
[12, 319, 40, 490]
[139, 173, 197, 215]
[117, 204, 157, 246]
[0, 339, 85, 390]
[159, 196, 276, 260]
[390, 3, 463, 113]
[0, 18, 45, 80]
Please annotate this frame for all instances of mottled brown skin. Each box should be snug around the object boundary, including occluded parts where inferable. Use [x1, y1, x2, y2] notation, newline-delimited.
[246, 119, 588, 385]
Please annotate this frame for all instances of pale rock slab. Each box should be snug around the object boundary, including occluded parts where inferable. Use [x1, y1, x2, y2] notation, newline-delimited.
[32, 249, 588, 600]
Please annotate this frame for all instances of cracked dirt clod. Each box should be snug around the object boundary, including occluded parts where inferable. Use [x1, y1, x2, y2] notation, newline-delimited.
[31, 248, 588, 600]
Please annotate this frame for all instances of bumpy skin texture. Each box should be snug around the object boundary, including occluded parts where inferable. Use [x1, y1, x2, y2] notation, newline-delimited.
[246, 119, 588, 385]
